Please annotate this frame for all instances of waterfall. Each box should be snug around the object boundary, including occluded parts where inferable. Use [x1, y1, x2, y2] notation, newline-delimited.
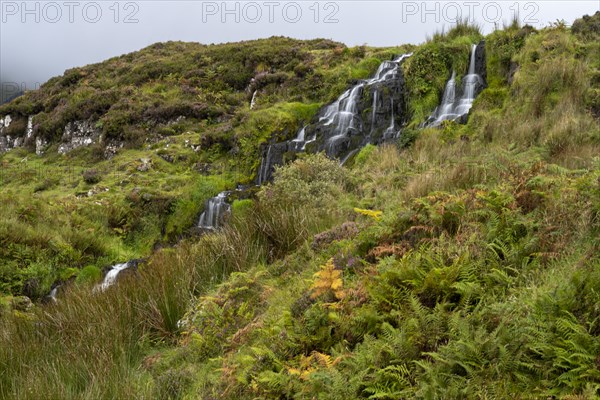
[302, 134, 316, 151]
[435, 70, 458, 122]
[340, 149, 359, 166]
[427, 44, 483, 127]
[326, 83, 364, 138]
[382, 98, 397, 140]
[320, 53, 412, 156]
[454, 44, 480, 116]
[96, 263, 130, 292]
[198, 192, 231, 230]
[255, 52, 413, 181]
[250, 90, 258, 109]
[370, 91, 378, 134]
[47, 285, 60, 302]
[257, 144, 273, 185]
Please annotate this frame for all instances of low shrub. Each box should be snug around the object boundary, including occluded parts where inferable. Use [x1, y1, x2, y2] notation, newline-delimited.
[82, 169, 101, 184]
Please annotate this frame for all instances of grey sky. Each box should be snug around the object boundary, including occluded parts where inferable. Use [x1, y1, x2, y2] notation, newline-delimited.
[1, 0, 599, 95]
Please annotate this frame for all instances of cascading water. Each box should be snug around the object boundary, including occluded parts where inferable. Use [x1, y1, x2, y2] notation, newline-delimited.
[382, 98, 397, 140]
[254, 53, 413, 184]
[320, 83, 366, 155]
[302, 133, 316, 150]
[250, 90, 258, 109]
[291, 126, 306, 151]
[427, 44, 484, 126]
[257, 145, 273, 185]
[96, 262, 130, 292]
[198, 191, 231, 230]
[454, 44, 480, 116]
[320, 53, 413, 156]
[434, 70, 457, 121]
[46, 285, 60, 302]
[370, 91, 378, 134]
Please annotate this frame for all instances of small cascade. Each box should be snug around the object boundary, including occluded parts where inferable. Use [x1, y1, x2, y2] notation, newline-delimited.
[291, 126, 306, 151]
[382, 98, 397, 140]
[250, 90, 258, 109]
[454, 44, 480, 116]
[257, 144, 273, 185]
[45, 285, 60, 303]
[96, 262, 130, 292]
[198, 192, 231, 230]
[370, 91, 378, 134]
[340, 149, 359, 166]
[433, 71, 458, 122]
[302, 133, 316, 150]
[426, 44, 485, 127]
[322, 83, 365, 146]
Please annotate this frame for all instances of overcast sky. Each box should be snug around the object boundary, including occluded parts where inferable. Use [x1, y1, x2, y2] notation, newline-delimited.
[1, 0, 598, 97]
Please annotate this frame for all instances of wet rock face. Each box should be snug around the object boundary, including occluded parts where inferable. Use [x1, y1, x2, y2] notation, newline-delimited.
[254, 55, 412, 183]
[366, 78, 410, 143]
[473, 40, 487, 83]
[305, 60, 410, 160]
[58, 121, 101, 155]
[256, 141, 296, 184]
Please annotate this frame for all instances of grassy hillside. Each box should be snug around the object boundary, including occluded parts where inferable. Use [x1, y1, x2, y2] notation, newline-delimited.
[0, 38, 412, 298]
[1, 13, 600, 400]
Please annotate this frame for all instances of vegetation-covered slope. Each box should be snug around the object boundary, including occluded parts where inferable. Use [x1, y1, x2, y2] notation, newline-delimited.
[0, 38, 413, 297]
[1, 13, 600, 400]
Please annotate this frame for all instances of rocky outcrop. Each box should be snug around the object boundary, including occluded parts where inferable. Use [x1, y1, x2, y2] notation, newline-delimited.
[58, 121, 101, 155]
[0, 115, 16, 153]
[103, 140, 124, 159]
[35, 136, 48, 156]
[0, 114, 51, 155]
[473, 40, 487, 83]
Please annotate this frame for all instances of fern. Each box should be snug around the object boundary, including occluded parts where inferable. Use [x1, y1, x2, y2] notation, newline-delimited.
[311, 258, 345, 300]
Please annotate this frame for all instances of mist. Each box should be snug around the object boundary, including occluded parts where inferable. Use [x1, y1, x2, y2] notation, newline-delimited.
[1, 0, 598, 102]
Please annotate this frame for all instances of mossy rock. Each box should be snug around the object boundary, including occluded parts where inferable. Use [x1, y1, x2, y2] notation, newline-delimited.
[10, 296, 33, 312]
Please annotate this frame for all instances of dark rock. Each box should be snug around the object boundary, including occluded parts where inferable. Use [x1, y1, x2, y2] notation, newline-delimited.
[159, 153, 174, 163]
[194, 162, 212, 175]
[22, 278, 41, 299]
[474, 40, 487, 84]
[256, 141, 300, 184]
[508, 61, 519, 85]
